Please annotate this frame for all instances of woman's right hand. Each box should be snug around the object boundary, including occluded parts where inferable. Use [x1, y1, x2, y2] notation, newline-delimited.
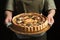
[5, 11, 12, 24]
[5, 16, 12, 24]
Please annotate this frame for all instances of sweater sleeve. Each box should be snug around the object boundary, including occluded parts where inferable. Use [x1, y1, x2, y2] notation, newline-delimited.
[44, 0, 56, 11]
[6, 0, 14, 11]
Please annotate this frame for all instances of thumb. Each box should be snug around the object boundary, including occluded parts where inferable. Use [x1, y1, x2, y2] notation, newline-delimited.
[48, 17, 54, 26]
[8, 18, 12, 22]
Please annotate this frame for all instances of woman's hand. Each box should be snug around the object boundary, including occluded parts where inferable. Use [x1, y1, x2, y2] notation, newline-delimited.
[5, 16, 12, 24]
[47, 10, 55, 25]
[47, 15, 54, 26]
[5, 11, 12, 24]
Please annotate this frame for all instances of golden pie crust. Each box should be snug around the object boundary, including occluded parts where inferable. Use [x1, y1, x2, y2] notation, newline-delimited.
[9, 13, 50, 35]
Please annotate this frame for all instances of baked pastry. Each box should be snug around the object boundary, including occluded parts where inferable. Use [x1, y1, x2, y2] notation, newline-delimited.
[10, 13, 50, 35]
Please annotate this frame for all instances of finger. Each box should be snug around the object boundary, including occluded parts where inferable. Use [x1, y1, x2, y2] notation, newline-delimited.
[49, 18, 54, 25]
[9, 19, 11, 22]
[5, 18, 9, 24]
[48, 17, 50, 24]
[5, 18, 11, 24]
[48, 17, 52, 25]
[50, 18, 52, 23]
[8, 18, 12, 22]
[52, 18, 54, 24]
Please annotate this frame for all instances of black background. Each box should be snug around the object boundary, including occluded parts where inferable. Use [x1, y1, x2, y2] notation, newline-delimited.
[0, 0, 60, 40]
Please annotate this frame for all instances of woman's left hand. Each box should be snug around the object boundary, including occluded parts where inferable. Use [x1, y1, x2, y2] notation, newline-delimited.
[47, 14, 54, 26]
